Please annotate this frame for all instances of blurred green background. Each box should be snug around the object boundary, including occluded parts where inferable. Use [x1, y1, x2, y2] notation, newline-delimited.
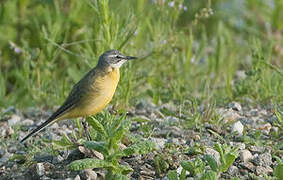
[0, 0, 282, 109]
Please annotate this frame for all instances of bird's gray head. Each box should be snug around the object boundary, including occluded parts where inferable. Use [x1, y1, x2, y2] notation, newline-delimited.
[98, 50, 137, 68]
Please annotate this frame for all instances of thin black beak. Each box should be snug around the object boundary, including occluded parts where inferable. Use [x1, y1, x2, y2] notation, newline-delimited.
[125, 56, 138, 60]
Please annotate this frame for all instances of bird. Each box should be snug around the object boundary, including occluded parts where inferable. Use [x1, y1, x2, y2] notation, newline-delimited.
[20, 50, 137, 143]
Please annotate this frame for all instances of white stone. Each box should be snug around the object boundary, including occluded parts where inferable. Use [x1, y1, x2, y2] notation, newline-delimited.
[74, 175, 81, 180]
[228, 102, 242, 111]
[21, 119, 34, 126]
[8, 115, 21, 126]
[83, 169, 97, 180]
[219, 109, 241, 123]
[240, 150, 253, 163]
[231, 121, 244, 135]
[36, 163, 45, 176]
[151, 138, 166, 150]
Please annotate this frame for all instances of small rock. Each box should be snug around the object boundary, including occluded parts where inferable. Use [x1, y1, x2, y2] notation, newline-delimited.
[240, 150, 253, 163]
[8, 115, 21, 126]
[167, 138, 180, 145]
[151, 138, 166, 150]
[165, 116, 179, 125]
[255, 166, 273, 176]
[8, 145, 17, 153]
[227, 165, 239, 176]
[240, 162, 255, 171]
[176, 166, 189, 176]
[52, 155, 64, 164]
[0, 148, 6, 158]
[259, 109, 267, 116]
[228, 102, 242, 111]
[36, 163, 45, 176]
[78, 146, 104, 159]
[235, 70, 246, 80]
[119, 143, 127, 151]
[140, 164, 155, 176]
[74, 175, 81, 180]
[253, 152, 272, 167]
[82, 169, 97, 180]
[257, 123, 271, 135]
[270, 126, 279, 134]
[193, 134, 200, 141]
[231, 121, 244, 136]
[6, 127, 14, 136]
[250, 109, 258, 116]
[92, 150, 104, 160]
[205, 148, 220, 165]
[50, 123, 59, 129]
[249, 146, 264, 153]
[234, 142, 245, 150]
[21, 119, 34, 126]
[219, 109, 241, 123]
[0, 152, 12, 166]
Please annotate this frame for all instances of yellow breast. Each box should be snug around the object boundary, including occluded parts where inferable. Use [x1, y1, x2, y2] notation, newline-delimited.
[65, 67, 120, 118]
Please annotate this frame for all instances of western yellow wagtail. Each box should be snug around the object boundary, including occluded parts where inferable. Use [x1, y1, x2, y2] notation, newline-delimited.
[20, 50, 137, 143]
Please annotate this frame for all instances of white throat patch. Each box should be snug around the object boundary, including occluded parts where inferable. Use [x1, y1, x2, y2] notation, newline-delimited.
[110, 59, 127, 68]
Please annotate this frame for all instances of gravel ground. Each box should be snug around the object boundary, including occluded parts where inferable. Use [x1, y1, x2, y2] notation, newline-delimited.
[0, 101, 282, 180]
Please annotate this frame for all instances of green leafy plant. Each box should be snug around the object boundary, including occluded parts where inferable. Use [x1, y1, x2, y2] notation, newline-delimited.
[53, 112, 154, 179]
[167, 143, 238, 180]
[274, 163, 283, 179]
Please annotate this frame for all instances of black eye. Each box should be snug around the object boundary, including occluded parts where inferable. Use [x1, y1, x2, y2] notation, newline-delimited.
[116, 55, 121, 59]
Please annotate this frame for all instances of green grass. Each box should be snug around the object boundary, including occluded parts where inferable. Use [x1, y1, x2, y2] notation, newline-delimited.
[0, 0, 282, 110]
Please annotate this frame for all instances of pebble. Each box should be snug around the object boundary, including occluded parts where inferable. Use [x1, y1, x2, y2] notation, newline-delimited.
[253, 152, 272, 167]
[193, 134, 200, 141]
[240, 150, 253, 163]
[165, 116, 179, 125]
[234, 142, 245, 150]
[6, 127, 14, 136]
[255, 166, 273, 176]
[219, 109, 241, 123]
[231, 121, 244, 136]
[0, 148, 6, 158]
[240, 162, 255, 171]
[52, 155, 64, 164]
[21, 119, 34, 126]
[257, 123, 271, 135]
[270, 126, 279, 134]
[250, 109, 259, 116]
[50, 122, 59, 129]
[227, 165, 239, 176]
[74, 175, 81, 180]
[36, 163, 45, 176]
[82, 169, 97, 180]
[8, 115, 21, 126]
[151, 138, 166, 150]
[235, 70, 247, 79]
[249, 146, 264, 153]
[0, 152, 12, 166]
[205, 147, 220, 165]
[259, 109, 267, 116]
[228, 102, 242, 111]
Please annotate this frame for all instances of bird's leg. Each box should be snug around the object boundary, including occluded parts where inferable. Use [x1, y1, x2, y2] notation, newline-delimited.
[82, 118, 92, 141]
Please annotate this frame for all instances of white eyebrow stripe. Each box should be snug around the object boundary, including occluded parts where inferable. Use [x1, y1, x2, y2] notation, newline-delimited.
[108, 54, 118, 58]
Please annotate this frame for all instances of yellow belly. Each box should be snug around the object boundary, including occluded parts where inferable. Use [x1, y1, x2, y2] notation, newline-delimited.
[62, 67, 120, 119]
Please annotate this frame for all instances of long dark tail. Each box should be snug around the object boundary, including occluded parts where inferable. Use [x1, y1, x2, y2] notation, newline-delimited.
[19, 116, 58, 144]
[20, 102, 74, 144]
